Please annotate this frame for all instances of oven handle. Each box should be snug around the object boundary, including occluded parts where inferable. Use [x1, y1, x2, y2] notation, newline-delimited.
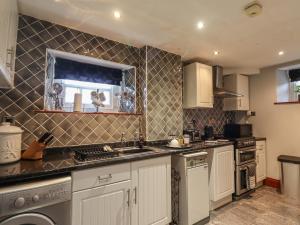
[238, 148, 256, 154]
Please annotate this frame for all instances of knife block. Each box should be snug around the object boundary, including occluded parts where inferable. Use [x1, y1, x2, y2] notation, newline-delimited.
[21, 141, 45, 160]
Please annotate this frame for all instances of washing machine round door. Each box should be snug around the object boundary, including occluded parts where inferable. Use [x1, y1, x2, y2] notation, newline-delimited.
[0, 213, 55, 225]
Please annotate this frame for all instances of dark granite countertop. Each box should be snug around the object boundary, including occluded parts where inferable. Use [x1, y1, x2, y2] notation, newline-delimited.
[278, 155, 300, 164]
[0, 141, 233, 185]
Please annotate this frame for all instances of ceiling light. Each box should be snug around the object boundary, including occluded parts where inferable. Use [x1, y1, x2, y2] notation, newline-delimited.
[114, 10, 121, 19]
[54, 0, 61, 2]
[197, 21, 204, 29]
[214, 51, 220, 55]
[278, 51, 284, 56]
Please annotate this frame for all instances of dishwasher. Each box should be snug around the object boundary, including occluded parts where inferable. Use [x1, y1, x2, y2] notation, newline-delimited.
[172, 151, 210, 225]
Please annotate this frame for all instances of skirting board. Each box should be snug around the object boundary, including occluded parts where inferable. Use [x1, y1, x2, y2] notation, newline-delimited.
[264, 177, 280, 189]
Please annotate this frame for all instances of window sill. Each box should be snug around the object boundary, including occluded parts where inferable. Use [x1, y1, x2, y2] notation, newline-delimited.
[34, 110, 142, 116]
[274, 101, 300, 105]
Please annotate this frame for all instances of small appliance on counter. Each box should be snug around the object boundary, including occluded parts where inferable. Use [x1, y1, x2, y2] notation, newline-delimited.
[224, 123, 253, 138]
[183, 129, 201, 142]
[203, 126, 214, 140]
[0, 118, 23, 164]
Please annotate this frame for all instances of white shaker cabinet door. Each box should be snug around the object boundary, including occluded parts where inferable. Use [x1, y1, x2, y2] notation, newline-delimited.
[210, 145, 235, 201]
[72, 180, 131, 225]
[131, 156, 171, 225]
[256, 141, 267, 183]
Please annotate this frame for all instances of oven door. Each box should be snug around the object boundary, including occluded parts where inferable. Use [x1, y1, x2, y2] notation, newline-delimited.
[235, 163, 256, 196]
[236, 147, 256, 165]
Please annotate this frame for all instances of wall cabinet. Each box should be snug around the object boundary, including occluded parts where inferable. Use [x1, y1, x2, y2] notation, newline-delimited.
[72, 157, 171, 225]
[208, 145, 234, 209]
[256, 141, 267, 183]
[0, 0, 18, 88]
[223, 74, 249, 111]
[183, 62, 213, 108]
[131, 157, 171, 225]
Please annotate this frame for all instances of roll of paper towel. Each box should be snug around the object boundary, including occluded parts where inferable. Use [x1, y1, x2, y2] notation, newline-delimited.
[73, 93, 82, 112]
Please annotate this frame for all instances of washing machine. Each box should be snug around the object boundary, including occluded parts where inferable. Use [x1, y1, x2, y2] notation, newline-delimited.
[0, 176, 71, 225]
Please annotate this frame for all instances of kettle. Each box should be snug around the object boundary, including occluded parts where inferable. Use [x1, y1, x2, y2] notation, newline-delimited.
[0, 122, 23, 164]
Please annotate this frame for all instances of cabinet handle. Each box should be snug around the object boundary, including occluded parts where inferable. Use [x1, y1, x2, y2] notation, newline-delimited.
[6, 48, 14, 70]
[97, 174, 112, 182]
[239, 98, 242, 107]
[127, 189, 130, 207]
[257, 155, 259, 164]
[133, 187, 137, 204]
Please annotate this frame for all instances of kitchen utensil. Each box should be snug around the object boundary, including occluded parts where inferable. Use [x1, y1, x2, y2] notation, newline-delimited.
[44, 136, 54, 145]
[22, 141, 45, 160]
[0, 122, 23, 164]
[38, 132, 52, 143]
[169, 139, 180, 148]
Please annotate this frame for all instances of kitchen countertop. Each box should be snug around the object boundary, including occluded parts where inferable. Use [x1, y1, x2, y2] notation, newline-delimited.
[0, 141, 233, 185]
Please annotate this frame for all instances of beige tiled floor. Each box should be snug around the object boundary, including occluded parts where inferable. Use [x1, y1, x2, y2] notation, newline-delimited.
[207, 186, 300, 225]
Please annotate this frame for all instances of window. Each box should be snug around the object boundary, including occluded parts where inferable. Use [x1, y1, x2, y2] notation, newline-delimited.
[276, 67, 300, 103]
[60, 80, 115, 112]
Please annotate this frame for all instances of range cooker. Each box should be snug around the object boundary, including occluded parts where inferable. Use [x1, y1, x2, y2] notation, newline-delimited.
[232, 137, 256, 198]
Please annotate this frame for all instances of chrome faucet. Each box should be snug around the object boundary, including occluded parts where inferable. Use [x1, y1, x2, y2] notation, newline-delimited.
[133, 131, 139, 147]
[121, 132, 126, 147]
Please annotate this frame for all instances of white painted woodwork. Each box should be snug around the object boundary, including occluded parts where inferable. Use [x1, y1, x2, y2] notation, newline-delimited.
[223, 74, 250, 111]
[209, 145, 235, 202]
[0, 0, 18, 88]
[183, 63, 213, 108]
[131, 156, 171, 225]
[256, 141, 267, 183]
[72, 180, 131, 225]
[72, 163, 131, 192]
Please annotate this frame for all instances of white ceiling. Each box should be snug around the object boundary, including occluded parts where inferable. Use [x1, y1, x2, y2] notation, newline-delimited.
[18, 0, 300, 72]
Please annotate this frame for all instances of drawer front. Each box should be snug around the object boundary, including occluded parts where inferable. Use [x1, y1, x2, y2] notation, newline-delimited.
[72, 163, 131, 192]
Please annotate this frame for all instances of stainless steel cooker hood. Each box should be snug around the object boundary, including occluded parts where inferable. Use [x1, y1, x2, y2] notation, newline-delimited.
[213, 65, 243, 98]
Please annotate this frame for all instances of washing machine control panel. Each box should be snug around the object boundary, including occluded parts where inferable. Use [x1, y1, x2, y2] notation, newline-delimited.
[0, 177, 71, 218]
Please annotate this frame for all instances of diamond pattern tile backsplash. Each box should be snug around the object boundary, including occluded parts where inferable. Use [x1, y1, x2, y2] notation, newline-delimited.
[143, 46, 183, 141]
[0, 15, 142, 149]
[0, 14, 240, 149]
[183, 98, 236, 135]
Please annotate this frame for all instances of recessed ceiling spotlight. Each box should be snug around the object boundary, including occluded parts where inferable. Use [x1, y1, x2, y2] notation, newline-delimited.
[214, 51, 220, 55]
[54, 0, 61, 2]
[197, 21, 204, 29]
[278, 51, 284, 56]
[114, 10, 121, 19]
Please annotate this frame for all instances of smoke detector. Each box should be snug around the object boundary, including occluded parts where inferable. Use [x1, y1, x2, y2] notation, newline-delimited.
[244, 1, 263, 17]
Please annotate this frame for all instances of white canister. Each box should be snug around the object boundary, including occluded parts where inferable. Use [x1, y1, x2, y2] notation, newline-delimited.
[0, 122, 23, 164]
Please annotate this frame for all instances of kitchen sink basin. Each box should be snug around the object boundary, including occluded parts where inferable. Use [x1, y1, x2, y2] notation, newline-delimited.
[116, 147, 154, 155]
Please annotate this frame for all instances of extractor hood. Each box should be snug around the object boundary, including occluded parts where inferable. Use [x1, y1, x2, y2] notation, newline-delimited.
[213, 66, 243, 98]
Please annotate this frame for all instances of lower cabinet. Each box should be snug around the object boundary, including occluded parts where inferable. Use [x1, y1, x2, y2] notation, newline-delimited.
[131, 157, 171, 225]
[208, 145, 235, 209]
[72, 180, 131, 225]
[256, 141, 267, 183]
[71, 156, 171, 225]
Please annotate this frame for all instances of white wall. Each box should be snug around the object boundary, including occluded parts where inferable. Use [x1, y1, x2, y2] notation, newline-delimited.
[249, 60, 300, 179]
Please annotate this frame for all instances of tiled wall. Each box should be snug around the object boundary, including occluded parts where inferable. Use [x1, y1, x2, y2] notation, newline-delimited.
[0, 15, 183, 148]
[0, 15, 142, 148]
[142, 46, 183, 141]
[183, 98, 235, 135]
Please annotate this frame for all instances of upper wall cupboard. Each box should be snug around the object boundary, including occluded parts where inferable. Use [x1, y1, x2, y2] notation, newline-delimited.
[0, 0, 18, 88]
[183, 62, 214, 108]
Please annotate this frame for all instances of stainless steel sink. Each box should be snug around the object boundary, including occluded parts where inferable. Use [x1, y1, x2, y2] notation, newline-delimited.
[116, 147, 154, 155]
